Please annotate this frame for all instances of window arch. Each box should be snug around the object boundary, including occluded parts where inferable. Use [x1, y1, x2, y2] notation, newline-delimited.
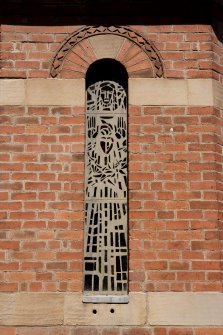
[50, 25, 164, 79]
[83, 59, 128, 303]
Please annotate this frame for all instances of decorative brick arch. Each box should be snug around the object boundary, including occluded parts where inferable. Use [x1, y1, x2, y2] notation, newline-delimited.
[50, 25, 164, 78]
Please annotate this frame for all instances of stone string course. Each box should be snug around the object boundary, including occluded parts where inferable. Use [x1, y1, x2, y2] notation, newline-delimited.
[0, 293, 223, 329]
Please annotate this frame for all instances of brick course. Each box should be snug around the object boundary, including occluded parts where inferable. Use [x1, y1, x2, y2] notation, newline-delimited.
[1, 327, 223, 335]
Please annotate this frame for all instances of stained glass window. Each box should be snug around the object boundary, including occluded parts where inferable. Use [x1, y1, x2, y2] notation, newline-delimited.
[83, 59, 128, 302]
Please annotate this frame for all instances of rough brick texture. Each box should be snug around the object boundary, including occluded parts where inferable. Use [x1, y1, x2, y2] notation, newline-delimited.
[0, 104, 222, 293]
[0, 106, 84, 293]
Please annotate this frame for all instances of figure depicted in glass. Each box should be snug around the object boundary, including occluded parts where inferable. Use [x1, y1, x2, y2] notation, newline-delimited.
[84, 80, 128, 295]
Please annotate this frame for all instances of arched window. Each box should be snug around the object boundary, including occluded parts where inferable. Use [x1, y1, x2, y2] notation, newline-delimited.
[83, 59, 128, 303]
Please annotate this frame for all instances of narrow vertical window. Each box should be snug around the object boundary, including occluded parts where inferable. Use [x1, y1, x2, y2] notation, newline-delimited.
[83, 59, 128, 303]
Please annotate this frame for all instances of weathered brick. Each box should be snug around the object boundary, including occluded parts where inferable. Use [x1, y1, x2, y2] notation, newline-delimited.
[122, 328, 151, 335]
[0, 327, 16, 335]
[169, 329, 193, 335]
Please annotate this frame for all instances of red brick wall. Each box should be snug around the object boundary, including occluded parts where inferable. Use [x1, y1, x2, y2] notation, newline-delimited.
[0, 24, 218, 80]
[0, 103, 221, 293]
[1, 23, 222, 82]
[128, 105, 222, 293]
[134, 25, 215, 79]
[0, 105, 85, 293]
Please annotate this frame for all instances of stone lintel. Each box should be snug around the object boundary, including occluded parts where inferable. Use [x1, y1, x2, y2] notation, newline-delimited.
[213, 79, 223, 109]
[26, 79, 85, 106]
[0, 79, 25, 105]
[0, 293, 64, 326]
[187, 79, 214, 106]
[129, 78, 215, 106]
[148, 292, 223, 326]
